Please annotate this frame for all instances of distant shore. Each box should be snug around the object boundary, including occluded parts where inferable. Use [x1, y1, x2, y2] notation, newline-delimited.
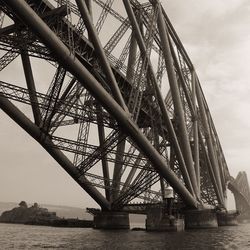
[0, 219, 94, 228]
[0, 201, 93, 228]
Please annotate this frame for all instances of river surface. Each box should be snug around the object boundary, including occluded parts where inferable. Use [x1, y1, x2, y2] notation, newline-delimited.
[1, 223, 250, 249]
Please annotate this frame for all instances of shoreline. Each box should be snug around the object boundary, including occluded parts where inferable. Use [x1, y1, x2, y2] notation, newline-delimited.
[0, 219, 94, 228]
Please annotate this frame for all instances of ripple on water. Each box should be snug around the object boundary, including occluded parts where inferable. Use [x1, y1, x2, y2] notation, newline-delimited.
[1, 223, 250, 249]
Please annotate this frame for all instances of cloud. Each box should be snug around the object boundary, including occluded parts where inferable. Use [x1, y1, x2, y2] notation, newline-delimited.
[164, 0, 250, 177]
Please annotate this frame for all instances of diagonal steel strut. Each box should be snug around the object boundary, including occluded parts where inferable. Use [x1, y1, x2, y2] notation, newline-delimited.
[2, 0, 198, 208]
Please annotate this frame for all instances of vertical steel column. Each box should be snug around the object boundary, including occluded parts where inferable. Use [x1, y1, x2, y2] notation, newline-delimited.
[192, 71, 200, 198]
[123, 0, 195, 197]
[196, 80, 225, 207]
[75, 0, 128, 112]
[4, 0, 198, 208]
[160, 177, 166, 200]
[0, 95, 110, 210]
[126, 31, 137, 82]
[96, 104, 111, 201]
[112, 136, 126, 201]
[20, 50, 41, 126]
[169, 41, 195, 117]
[155, 2, 198, 197]
[112, 31, 137, 201]
[84, 0, 111, 201]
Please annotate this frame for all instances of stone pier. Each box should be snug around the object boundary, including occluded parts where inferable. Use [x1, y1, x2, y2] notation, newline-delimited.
[93, 211, 130, 229]
[145, 207, 184, 231]
[184, 209, 218, 229]
[217, 211, 238, 226]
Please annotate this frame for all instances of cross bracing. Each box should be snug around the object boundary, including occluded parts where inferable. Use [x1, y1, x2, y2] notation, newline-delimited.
[0, 0, 249, 212]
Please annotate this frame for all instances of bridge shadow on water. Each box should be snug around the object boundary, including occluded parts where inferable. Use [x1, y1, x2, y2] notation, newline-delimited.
[79, 224, 250, 250]
[1, 223, 250, 249]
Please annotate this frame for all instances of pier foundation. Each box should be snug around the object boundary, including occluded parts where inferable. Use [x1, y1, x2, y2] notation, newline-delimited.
[93, 211, 130, 229]
[217, 211, 238, 226]
[145, 207, 184, 231]
[184, 209, 218, 229]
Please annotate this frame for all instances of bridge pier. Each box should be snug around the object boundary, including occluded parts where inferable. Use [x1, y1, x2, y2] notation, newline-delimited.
[217, 211, 238, 226]
[237, 215, 250, 224]
[184, 209, 218, 229]
[93, 211, 130, 230]
[145, 207, 185, 232]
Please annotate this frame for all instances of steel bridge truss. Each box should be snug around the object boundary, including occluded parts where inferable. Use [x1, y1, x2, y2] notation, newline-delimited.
[228, 172, 250, 217]
[0, 0, 239, 211]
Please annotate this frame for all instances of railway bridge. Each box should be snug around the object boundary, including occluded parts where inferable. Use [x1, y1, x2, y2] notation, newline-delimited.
[0, 0, 249, 230]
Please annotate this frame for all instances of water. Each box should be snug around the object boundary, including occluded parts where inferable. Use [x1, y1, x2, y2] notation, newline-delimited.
[1, 223, 250, 249]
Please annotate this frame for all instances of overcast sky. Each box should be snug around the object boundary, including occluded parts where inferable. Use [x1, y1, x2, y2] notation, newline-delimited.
[165, 0, 250, 177]
[0, 0, 250, 209]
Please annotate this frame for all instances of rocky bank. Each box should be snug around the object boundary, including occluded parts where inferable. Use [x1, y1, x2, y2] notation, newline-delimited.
[0, 201, 59, 225]
[0, 201, 93, 227]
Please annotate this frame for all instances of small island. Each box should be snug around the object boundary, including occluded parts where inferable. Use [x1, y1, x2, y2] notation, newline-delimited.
[0, 201, 93, 228]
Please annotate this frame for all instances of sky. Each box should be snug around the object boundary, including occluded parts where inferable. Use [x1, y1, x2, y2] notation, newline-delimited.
[165, 0, 250, 178]
[0, 0, 250, 209]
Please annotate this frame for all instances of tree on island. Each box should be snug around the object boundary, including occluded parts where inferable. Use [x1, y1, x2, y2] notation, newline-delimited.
[32, 202, 39, 209]
[19, 201, 28, 208]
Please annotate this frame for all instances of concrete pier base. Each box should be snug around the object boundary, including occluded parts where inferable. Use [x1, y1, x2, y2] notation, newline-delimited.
[146, 208, 184, 232]
[184, 209, 218, 229]
[93, 211, 130, 229]
[217, 212, 238, 226]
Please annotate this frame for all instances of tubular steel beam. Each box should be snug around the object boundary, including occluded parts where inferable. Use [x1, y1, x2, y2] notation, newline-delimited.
[196, 78, 225, 207]
[123, 0, 195, 197]
[96, 104, 111, 201]
[121, 158, 139, 192]
[207, 115, 226, 193]
[111, 32, 137, 200]
[0, 95, 110, 210]
[85, 0, 93, 19]
[169, 41, 195, 117]
[217, 156, 227, 194]
[75, 0, 128, 112]
[3, 0, 198, 208]
[20, 50, 42, 126]
[58, 77, 77, 102]
[126, 30, 137, 82]
[161, 7, 194, 71]
[199, 130, 223, 204]
[155, 2, 198, 197]
[112, 136, 126, 201]
[191, 71, 200, 198]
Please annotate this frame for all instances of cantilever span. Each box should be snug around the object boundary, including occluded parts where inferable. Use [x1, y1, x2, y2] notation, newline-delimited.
[0, 0, 248, 226]
[228, 172, 250, 220]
